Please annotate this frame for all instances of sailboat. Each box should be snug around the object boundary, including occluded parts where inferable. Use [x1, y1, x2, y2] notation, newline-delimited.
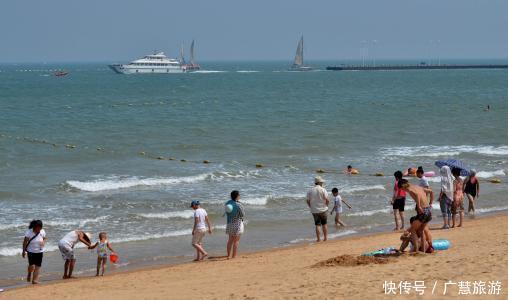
[179, 43, 186, 65]
[182, 40, 200, 72]
[290, 36, 312, 71]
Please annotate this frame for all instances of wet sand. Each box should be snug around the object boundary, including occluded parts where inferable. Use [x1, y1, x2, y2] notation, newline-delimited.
[3, 213, 507, 299]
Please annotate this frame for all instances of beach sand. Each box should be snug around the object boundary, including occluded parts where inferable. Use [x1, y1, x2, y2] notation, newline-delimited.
[3, 213, 507, 299]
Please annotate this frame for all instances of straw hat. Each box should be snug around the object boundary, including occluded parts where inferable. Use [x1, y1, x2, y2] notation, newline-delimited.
[314, 176, 325, 184]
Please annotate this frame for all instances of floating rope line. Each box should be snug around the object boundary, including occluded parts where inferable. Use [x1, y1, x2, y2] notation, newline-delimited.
[0, 132, 505, 183]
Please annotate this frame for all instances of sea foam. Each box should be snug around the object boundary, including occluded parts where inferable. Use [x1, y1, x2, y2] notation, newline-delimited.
[341, 185, 386, 194]
[381, 145, 508, 157]
[66, 174, 210, 192]
[476, 170, 505, 178]
[138, 210, 194, 219]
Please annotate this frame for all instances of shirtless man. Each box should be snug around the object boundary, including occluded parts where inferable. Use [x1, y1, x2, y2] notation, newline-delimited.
[398, 179, 434, 253]
[344, 165, 359, 175]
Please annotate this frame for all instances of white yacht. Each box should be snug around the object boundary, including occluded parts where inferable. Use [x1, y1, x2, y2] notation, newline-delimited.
[109, 51, 185, 74]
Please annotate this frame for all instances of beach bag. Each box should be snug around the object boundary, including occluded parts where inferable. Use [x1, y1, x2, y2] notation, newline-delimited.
[239, 221, 244, 234]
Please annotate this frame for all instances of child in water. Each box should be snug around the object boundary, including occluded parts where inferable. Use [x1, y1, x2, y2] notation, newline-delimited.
[89, 232, 116, 276]
[330, 187, 352, 227]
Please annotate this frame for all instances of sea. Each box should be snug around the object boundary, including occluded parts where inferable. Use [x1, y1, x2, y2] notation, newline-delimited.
[1, 60, 507, 286]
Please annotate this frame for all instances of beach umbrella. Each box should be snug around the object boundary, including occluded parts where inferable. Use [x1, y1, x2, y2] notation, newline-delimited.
[435, 159, 470, 176]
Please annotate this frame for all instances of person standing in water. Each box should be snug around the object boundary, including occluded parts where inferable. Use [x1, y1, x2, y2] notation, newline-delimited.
[225, 190, 245, 259]
[464, 169, 480, 215]
[190, 200, 212, 261]
[330, 187, 352, 227]
[391, 171, 406, 231]
[306, 176, 330, 242]
[22, 220, 46, 284]
[58, 230, 92, 279]
[439, 166, 453, 229]
[416, 167, 430, 189]
[451, 168, 465, 227]
[88, 232, 116, 276]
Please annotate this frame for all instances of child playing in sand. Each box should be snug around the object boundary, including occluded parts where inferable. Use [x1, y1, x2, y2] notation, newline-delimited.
[191, 200, 212, 261]
[330, 187, 352, 227]
[89, 232, 116, 276]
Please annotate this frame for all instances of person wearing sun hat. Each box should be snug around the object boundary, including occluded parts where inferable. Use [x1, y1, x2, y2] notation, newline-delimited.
[190, 200, 212, 261]
[306, 176, 330, 242]
[58, 230, 92, 279]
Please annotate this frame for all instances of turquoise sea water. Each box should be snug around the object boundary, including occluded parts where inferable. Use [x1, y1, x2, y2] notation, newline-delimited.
[1, 60, 507, 284]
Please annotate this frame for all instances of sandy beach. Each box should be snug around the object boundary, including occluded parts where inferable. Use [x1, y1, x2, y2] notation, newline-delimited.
[3, 213, 507, 300]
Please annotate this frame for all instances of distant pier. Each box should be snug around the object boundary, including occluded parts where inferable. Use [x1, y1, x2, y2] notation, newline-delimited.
[326, 64, 508, 71]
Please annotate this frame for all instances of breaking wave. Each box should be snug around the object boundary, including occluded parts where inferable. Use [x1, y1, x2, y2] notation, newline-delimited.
[138, 210, 194, 219]
[476, 170, 505, 178]
[341, 185, 386, 194]
[65, 174, 210, 192]
[380, 145, 508, 157]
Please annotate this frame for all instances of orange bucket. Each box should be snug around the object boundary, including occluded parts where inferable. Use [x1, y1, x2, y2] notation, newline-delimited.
[109, 253, 119, 263]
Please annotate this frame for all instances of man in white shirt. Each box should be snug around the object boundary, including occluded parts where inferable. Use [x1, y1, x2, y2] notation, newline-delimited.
[306, 176, 330, 242]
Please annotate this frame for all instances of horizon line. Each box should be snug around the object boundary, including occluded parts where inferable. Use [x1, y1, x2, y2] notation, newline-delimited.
[1, 57, 508, 64]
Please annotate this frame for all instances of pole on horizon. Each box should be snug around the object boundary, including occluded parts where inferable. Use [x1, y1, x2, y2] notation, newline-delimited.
[372, 40, 378, 67]
[428, 40, 434, 65]
[436, 40, 441, 66]
[361, 40, 367, 67]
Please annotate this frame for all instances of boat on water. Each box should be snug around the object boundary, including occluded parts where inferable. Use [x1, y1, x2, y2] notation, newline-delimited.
[109, 42, 200, 74]
[109, 51, 184, 74]
[54, 70, 69, 77]
[289, 36, 312, 71]
[182, 40, 200, 72]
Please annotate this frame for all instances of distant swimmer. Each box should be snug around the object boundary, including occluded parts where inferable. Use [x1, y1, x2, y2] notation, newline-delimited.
[344, 165, 359, 175]
[403, 167, 417, 177]
[484, 104, 490, 111]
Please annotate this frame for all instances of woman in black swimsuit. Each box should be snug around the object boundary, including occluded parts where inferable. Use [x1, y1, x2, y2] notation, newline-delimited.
[464, 170, 480, 215]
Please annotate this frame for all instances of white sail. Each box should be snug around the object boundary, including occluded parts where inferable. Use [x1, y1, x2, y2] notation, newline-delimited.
[190, 40, 196, 65]
[293, 36, 303, 67]
[179, 44, 186, 64]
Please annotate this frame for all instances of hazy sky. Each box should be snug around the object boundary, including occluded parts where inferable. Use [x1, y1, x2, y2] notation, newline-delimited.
[1, 0, 507, 62]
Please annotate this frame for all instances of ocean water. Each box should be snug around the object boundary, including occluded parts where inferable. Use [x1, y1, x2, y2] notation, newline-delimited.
[1, 60, 507, 284]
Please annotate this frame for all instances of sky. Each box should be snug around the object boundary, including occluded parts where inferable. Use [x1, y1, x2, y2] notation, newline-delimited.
[1, 0, 508, 62]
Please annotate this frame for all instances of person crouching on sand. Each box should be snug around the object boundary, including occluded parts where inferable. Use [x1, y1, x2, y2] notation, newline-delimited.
[190, 200, 212, 261]
[399, 216, 434, 253]
[398, 179, 433, 253]
[88, 232, 116, 276]
[22, 220, 46, 284]
[330, 187, 352, 227]
[392, 171, 406, 231]
[58, 230, 92, 279]
[225, 191, 245, 259]
[306, 176, 330, 242]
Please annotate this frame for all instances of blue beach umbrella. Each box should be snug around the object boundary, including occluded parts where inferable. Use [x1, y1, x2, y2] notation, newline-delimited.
[435, 159, 470, 176]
